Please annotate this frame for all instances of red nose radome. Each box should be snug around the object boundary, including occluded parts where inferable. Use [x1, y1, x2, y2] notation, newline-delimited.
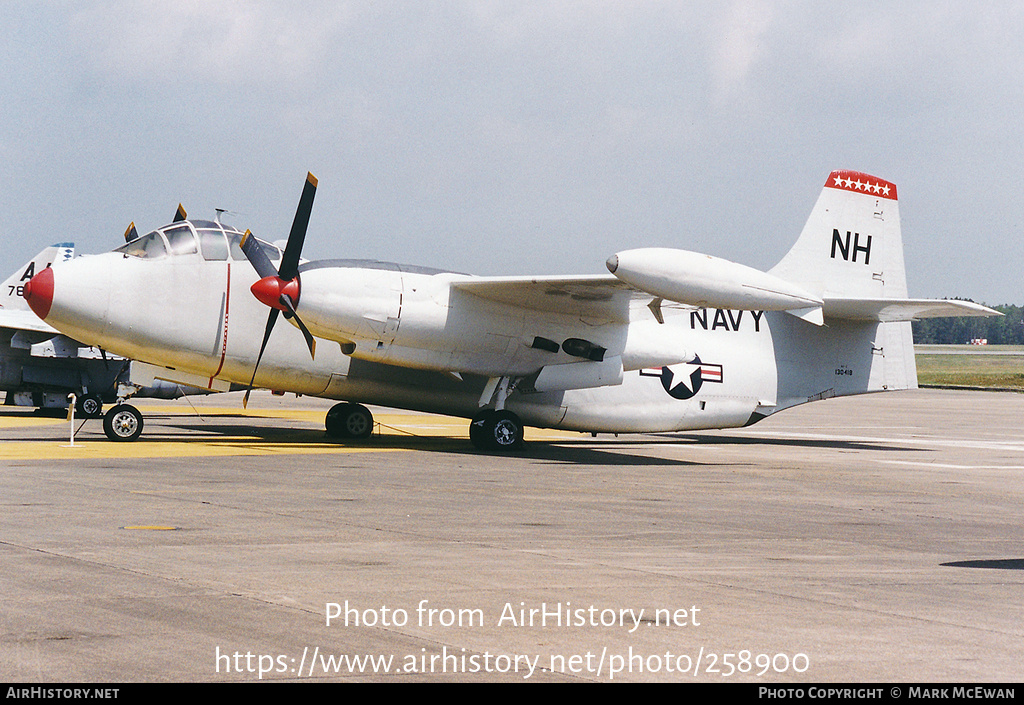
[250, 275, 300, 311]
[23, 266, 54, 320]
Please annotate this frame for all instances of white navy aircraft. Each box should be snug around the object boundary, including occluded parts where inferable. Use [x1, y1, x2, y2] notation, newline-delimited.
[24, 170, 996, 447]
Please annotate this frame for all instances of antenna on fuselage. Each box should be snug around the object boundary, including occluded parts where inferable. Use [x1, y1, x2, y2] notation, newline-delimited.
[214, 208, 242, 226]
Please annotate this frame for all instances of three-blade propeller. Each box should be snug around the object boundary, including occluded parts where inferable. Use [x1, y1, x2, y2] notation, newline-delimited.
[239, 172, 319, 407]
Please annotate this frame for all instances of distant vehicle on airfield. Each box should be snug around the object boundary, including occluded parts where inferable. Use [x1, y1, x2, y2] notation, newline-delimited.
[24, 170, 998, 448]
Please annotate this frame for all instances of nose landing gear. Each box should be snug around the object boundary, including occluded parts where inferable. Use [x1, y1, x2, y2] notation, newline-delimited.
[102, 404, 144, 442]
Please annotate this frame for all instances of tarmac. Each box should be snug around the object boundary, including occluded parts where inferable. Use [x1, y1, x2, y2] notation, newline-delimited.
[1, 388, 1022, 682]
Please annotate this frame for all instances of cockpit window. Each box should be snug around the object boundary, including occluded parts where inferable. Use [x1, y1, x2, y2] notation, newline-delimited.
[197, 229, 229, 261]
[228, 233, 246, 261]
[162, 225, 198, 256]
[116, 231, 168, 259]
[116, 222, 281, 264]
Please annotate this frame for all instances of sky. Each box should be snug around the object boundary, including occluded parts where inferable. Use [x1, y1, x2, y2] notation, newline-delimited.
[1, 1, 1022, 305]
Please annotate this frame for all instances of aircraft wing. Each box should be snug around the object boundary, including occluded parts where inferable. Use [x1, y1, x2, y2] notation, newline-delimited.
[451, 274, 643, 322]
[453, 279, 1001, 323]
[823, 298, 1000, 322]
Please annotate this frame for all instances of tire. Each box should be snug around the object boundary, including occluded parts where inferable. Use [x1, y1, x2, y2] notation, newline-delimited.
[103, 404, 144, 442]
[325, 402, 374, 439]
[77, 393, 103, 419]
[470, 410, 524, 451]
[469, 410, 492, 450]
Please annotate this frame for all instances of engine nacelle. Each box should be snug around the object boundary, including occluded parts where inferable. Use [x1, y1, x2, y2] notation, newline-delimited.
[532, 356, 624, 393]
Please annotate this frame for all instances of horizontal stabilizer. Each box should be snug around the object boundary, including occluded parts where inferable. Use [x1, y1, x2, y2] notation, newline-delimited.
[822, 298, 1000, 322]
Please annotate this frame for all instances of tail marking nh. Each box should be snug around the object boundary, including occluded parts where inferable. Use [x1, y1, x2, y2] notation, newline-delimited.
[830, 229, 872, 265]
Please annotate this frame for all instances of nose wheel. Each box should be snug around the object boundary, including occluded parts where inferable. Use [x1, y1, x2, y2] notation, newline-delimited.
[469, 410, 524, 451]
[102, 404, 144, 442]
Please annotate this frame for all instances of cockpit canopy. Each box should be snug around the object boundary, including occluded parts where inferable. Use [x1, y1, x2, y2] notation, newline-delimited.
[114, 220, 282, 262]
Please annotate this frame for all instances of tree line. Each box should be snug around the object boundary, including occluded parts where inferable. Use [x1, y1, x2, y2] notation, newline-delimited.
[911, 304, 1024, 345]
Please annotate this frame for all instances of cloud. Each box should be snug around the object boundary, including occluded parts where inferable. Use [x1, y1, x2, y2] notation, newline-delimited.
[70, 0, 355, 86]
[1, 1, 1020, 301]
[706, 1, 777, 102]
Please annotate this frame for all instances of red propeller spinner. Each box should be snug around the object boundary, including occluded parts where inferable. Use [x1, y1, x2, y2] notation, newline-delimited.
[250, 275, 301, 312]
[23, 265, 54, 320]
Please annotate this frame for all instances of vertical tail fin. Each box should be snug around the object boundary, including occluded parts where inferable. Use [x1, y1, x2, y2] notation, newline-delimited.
[770, 171, 907, 300]
[769, 171, 998, 405]
[769, 172, 916, 400]
[1, 244, 74, 311]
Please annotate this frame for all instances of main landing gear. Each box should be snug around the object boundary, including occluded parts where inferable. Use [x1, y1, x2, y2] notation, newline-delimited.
[469, 409, 524, 451]
[467, 375, 525, 451]
[325, 402, 374, 439]
[323, 402, 525, 451]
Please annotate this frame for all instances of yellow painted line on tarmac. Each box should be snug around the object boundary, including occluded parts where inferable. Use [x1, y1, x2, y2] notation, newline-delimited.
[0, 415, 73, 429]
[0, 407, 581, 460]
[123, 525, 178, 531]
[0, 438, 409, 461]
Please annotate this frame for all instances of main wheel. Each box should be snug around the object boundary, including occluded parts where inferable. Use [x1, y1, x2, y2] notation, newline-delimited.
[469, 410, 492, 449]
[325, 402, 374, 439]
[103, 404, 144, 442]
[469, 410, 524, 451]
[77, 393, 104, 419]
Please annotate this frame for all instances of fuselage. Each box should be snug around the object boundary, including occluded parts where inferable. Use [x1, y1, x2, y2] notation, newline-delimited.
[25, 219, 909, 435]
